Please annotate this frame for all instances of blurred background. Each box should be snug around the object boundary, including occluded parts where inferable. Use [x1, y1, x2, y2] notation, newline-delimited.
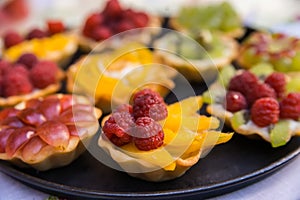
[1, 0, 300, 35]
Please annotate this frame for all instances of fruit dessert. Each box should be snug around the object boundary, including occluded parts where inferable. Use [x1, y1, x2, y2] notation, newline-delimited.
[2, 20, 77, 67]
[0, 54, 64, 107]
[67, 42, 176, 113]
[153, 30, 238, 82]
[170, 2, 244, 39]
[0, 94, 102, 171]
[203, 65, 300, 147]
[237, 32, 300, 72]
[99, 89, 233, 181]
[79, 0, 161, 50]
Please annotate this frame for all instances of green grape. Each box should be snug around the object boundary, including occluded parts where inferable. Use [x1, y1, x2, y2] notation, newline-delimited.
[218, 65, 236, 88]
[273, 57, 293, 72]
[250, 62, 274, 78]
[291, 52, 300, 71]
[231, 110, 247, 131]
[286, 77, 300, 93]
[270, 120, 290, 148]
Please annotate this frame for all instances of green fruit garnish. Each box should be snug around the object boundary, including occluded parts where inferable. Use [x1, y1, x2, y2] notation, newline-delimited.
[177, 2, 241, 34]
[231, 110, 247, 130]
[249, 62, 274, 78]
[291, 52, 300, 71]
[270, 120, 291, 148]
[286, 77, 300, 93]
[218, 65, 236, 88]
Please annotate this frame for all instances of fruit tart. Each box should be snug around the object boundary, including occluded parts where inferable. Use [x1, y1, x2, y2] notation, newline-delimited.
[78, 0, 161, 51]
[203, 65, 300, 147]
[237, 32, 300, 73]
[0, 94, 102, 171]
[153, 30, 238, 82]
[2, 20, 78, 67]
[98, 89, 233, 182]
[0, 55, 64, 107]
[170, 2, 244, 39]
[67, 42, 176, 113]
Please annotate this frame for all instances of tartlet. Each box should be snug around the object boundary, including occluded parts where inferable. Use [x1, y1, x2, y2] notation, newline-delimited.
[0, 94, 102, 171]
[203, 65, 300, 147]
[153, 31, 238, 82]
[0, 56, 64, 107]
[237, 31, 300, 73]
[98, 89, 233, 181]
[78, 0, 161, 51]
[2, 20, 78, 67]
[170, 2, 244, 39]
[67, 42, 177, 113]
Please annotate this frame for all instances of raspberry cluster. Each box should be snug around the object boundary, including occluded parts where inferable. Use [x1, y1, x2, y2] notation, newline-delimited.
[0, 54, 59, 97]
[102, 89, 167, 151]
[3, 20, 65, 49]
[82, 0, 149, 41]
[225, 70, 300, 127]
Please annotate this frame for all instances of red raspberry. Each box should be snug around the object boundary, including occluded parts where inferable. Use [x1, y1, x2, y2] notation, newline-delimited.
[26, 28, 48, 40]
[2, 70, 33, 97]
[225, 91, 247, 112]
[0, 60, 11, 75]
[102, 109, 134, 146]
[133, 89, 168, 121]
[3, 31, 23, 48]
[132, 12, 149, 28]
[228, 71, 259, 96]
[132, 117, 164, 151]
[115, 20, 135, 33]
[90, 26, 112, 41]
[247, 83, 276, 106]
[30, 61, 59, 89]
[280, 93, 300, 120]
[103, 0, 122, 18]
[83, 13, 103, 36]
[15, 53, 38, 69]
[264, 72, 286, 99]
[47, 20, 65, 35]
[12, 64, 29, 76]
[251, 97, 279, 127]
[114, 104, 133, 114]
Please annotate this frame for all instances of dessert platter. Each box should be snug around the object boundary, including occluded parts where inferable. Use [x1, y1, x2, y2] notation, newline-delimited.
[0, 0, 299, 199]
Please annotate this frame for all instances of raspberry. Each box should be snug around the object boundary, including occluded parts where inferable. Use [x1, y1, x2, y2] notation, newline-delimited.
[2, 70, 33, 97]
[133, 89, 168, 121]
[102, 109, 134, 146]
[247, 83, 276, 106]
[47, 20, 65, 35]
[16, 53, 38, 69]
[11, 64, 29, 76]
[3, 31, 23, 48]
[30, 61, 58, 89]
[115, 20, 135, 33]
[130, 117, 163, 138]
[228, 71, 259, 96]
[251, 97, 279, 127]
[26, 28, 48, 40]
[90, 26, 112, 41]
[225, 91, 247, 112]
[132, 12, 149, 28]
[133, 117, 164, 151]
[103, 0, 122, 18]
[264, 72, 286, 99]
[83, 13, 103, 34]
[0, 60, 11, 76]
[280, 93, 300, 120]
[114, 104, 133, 114]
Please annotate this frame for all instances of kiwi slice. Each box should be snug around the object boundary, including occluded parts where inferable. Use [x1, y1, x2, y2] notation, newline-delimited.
[270, 120, 291, 148]
[231, 110, 247, 131]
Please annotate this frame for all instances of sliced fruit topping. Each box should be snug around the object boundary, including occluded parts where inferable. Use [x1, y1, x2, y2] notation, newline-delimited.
[36, 120, 69, 150]
[1, 116, 24, 128]
[21, 136, 47, 162]
[270, 120, 291, 148]
[225, 91, 247, 112]
[250, 97, 279, 127]
[17, 108, 46, 126]
[231, 110, 247, 130]
[38, 97, 61, 120]
[133, 89, 168, 121]
[47, 20, 65, 35]
[280, 93, 300, 120]
[0, 128, 15, 153]
[0, 108, 19, 121]
[5, 126, 36, 157]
